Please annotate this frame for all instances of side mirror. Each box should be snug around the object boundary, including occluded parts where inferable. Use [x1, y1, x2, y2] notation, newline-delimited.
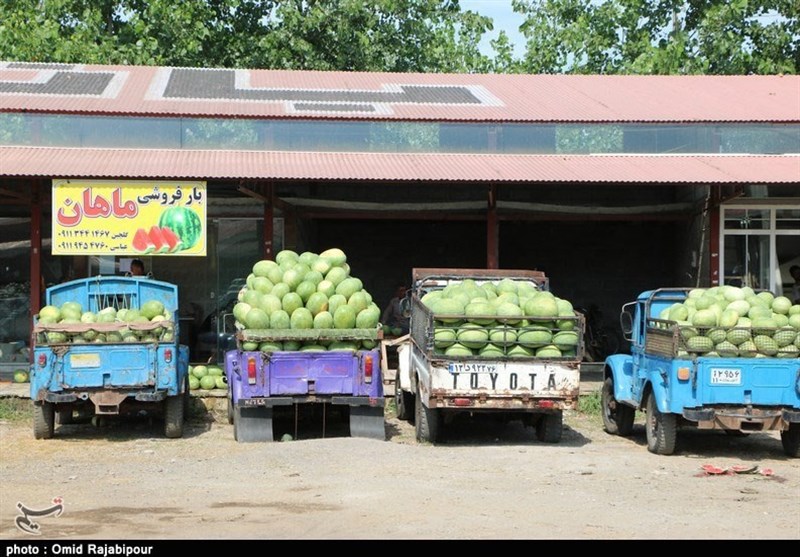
[620, 302, 635, 342]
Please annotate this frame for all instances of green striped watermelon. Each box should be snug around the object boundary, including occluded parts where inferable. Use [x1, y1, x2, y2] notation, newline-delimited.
[158, 207, 202, 251]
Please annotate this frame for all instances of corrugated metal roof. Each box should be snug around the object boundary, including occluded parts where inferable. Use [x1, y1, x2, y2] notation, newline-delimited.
[0, 61, 798, 123]
[1, 146, 797, 184]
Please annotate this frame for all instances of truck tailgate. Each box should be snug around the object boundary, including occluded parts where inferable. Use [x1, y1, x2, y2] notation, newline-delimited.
[269, 352, 362, 395]
[692, 357, 800, 406]
[39, 344, 157, 389]
[429, 358, 580, 397]
[229, 349, 381, 398]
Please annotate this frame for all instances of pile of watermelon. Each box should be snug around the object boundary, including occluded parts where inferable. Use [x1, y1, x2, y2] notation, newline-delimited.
[233, 248, 381, 352]
[421, 278, 582, 359]
[657, 286, 800, 358]
[34, 299, 174, 344]
[188, 364, 227, 391]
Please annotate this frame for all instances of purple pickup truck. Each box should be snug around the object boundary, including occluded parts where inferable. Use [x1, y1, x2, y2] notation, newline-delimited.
[225, 329, 385, 442]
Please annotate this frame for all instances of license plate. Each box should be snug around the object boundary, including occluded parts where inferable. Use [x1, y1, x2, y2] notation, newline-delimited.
[69, 353, 101, 369]
[448, 362, 498, 374]
[710, 368, 741, 385]
[241, 398, 267, 407]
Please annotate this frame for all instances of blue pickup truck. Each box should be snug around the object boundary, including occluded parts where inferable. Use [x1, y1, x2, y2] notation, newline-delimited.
[602, 287, 800, 457]
[30, 276, 190, 439]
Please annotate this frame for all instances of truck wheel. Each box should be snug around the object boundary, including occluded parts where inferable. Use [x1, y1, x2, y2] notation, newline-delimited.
[645, 392, 676, 455]
[394, 385, 414, 422]
[415, 393, 439, 443]
[33, 401, 55, 440]
[601, 377, 635, 436]
[164, 394, 184, 439]
[535, 411, 563, 443]
[781, 423, 800, 458]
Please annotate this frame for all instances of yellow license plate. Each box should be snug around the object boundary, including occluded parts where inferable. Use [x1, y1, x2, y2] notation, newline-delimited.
[70, 353, 101, 369]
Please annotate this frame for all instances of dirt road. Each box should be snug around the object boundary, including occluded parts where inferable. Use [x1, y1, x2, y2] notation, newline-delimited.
[1, 402, 798, 540]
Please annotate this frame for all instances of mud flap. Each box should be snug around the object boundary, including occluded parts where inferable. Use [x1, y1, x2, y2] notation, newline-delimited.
[234, 405, 273, 443]
[349, 406, 386, 440]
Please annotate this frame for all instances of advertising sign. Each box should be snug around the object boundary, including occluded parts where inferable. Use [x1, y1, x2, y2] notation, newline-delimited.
[52, 180, 206, 256]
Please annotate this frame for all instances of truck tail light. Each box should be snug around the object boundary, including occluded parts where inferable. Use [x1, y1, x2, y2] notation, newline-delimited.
[364, 355, 373, 384]
[454, 398, 472, 407]
[164, 348, 172, 363]
[247, 357, 257, 385]
[539, 400, 555, 409]
[677, 367, 690, 381]
[38, 354, 46, 367]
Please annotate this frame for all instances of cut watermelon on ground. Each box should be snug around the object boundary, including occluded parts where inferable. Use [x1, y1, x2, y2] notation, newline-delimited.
[148, 225, 168, 254]
[132, 228, 155, 254]
[731, 465, 759, 474]
[700, 464, 727, 475]
[159, 226, 183, 253]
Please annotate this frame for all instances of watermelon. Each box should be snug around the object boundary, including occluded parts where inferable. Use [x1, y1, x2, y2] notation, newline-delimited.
[38, 305, 61, 324]
[158, 206, 202, 250]
[192, 365, 208, 379]
[290, 308, 314, 329]
[320, 248, 347, 267]
[141, 300, 165, 320]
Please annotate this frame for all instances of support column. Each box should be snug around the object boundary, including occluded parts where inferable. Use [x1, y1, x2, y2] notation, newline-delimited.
[263, 182, 274, 260]
[709, 185, 721, 286]
[30, 179, 42, 320]
[487, 184, 498, 269]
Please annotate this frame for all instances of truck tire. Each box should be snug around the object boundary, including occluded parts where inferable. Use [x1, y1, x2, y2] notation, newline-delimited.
[164, 393, 185, 439]
[601, 377, 635, 436]
[415, 392, 439, 443]
[33, 401, 54, 440]
[535, 411, 563, 443]
[781, 423, 800, 458]
[394, 385, 414, 422]
[645, 392, 676, 455]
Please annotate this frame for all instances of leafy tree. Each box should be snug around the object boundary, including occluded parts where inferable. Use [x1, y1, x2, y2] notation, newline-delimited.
[512, 0, 799, 74]
[0, 0, 499, 72]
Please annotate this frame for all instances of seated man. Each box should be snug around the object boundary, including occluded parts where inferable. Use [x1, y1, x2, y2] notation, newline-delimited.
[381, 285, 410, 335]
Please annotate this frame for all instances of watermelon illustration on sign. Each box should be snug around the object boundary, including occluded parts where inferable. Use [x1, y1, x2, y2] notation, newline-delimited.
[131, 226, 184, 253]
[158, 207, 202, 251]
[148, 226, 169, 254]
[159, 227, 182, 252]
[132, 228, 155, 254]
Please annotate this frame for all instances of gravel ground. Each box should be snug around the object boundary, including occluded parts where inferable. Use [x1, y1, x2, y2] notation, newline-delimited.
[0, 398, 798, 540]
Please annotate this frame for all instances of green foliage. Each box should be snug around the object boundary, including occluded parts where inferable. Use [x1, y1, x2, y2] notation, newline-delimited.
[578, 390, 602, 416]
[0, 0, 501, 73]
[0, 398, 33, 422]
[512, 0, 799, 75]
